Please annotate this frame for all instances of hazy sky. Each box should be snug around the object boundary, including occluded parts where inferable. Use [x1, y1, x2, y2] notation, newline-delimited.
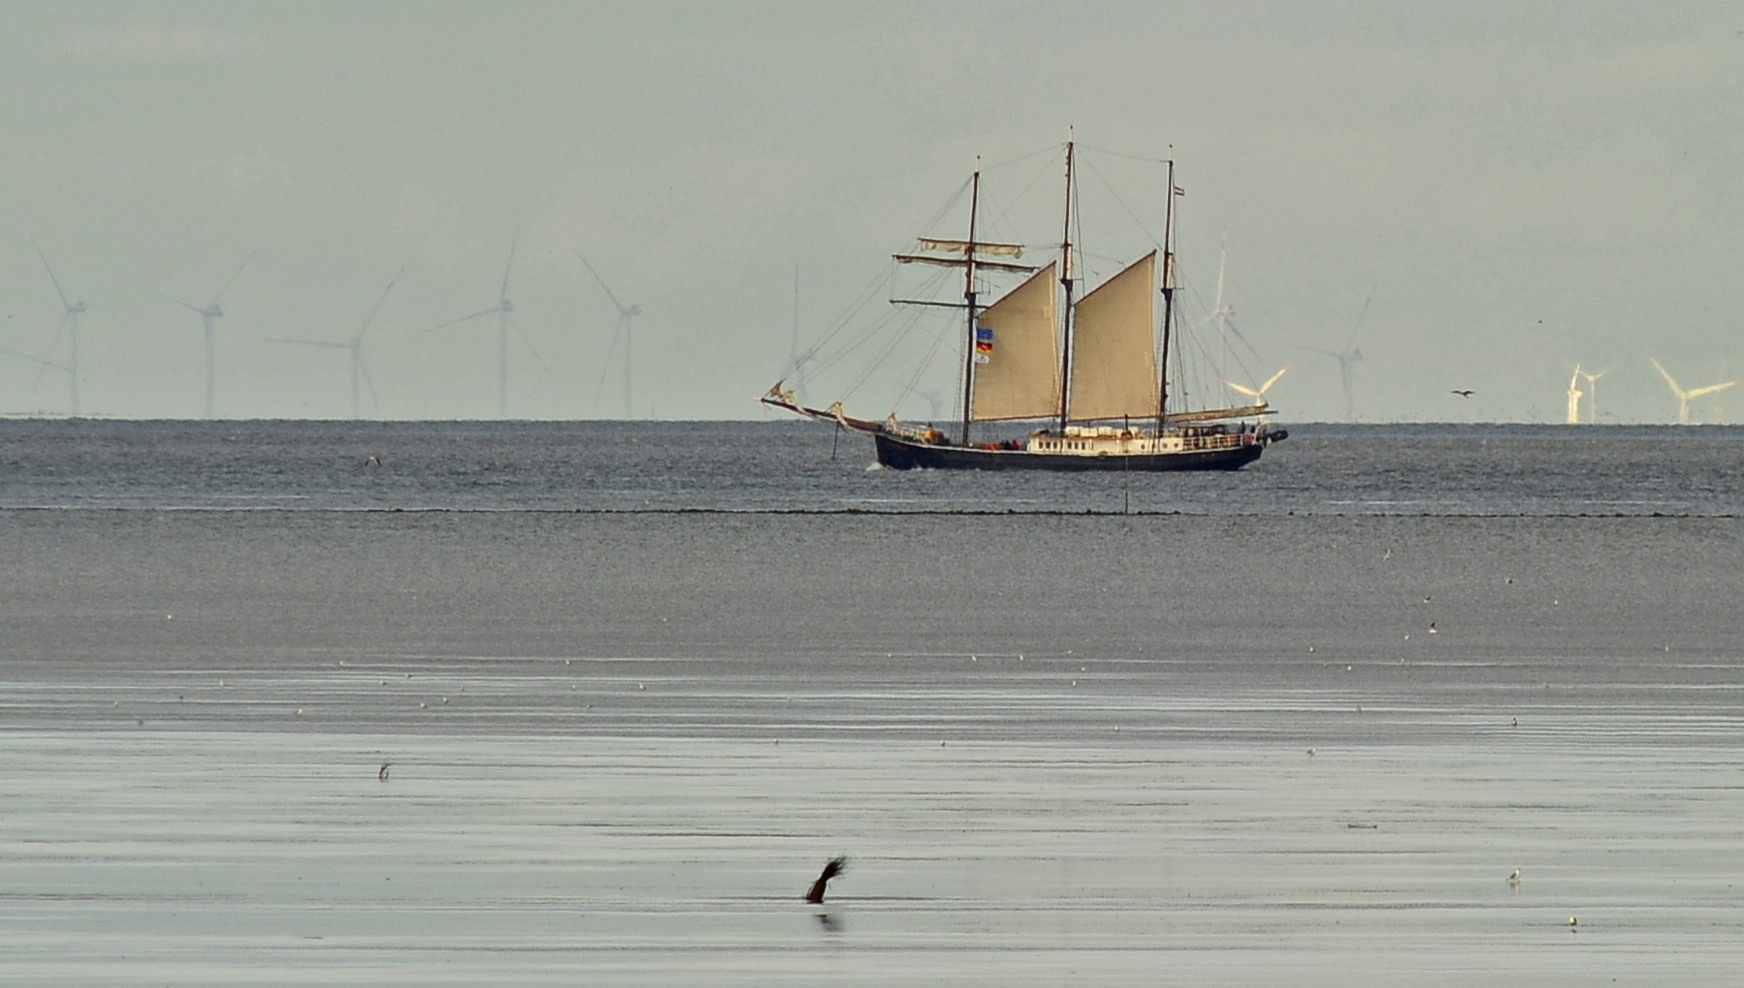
[3, 2, 1741, 421]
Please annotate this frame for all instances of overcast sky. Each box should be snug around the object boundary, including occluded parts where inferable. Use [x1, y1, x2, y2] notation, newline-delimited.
[3, 2, 1741, 422]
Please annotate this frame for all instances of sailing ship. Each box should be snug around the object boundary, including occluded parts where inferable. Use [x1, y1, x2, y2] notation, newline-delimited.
[762, 139, 1287, 470]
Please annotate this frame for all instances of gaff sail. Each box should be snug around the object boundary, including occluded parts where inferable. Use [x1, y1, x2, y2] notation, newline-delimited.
[971, 262, 1060, 421]
[1068, 251, 1157, 422]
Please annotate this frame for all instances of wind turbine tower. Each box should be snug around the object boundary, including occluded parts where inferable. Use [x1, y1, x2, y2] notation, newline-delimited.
[1578, 365, 1613, 423]
[157, 253, 254, 418]
[1210, 236, 1235, 382]
[1565, 364, 1583, 425]
[271, 269, 402, 418]
[1301, 287, 1374, 420]
[34, 243, 86, 416]
[1649, 355, 1740, 425]
[576, 251, 645, 419]
[789, 266, 808, 405]
[428, 240, 518, 418]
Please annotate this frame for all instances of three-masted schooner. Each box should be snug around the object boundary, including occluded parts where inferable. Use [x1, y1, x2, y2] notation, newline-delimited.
[762, 139, 1287, 470]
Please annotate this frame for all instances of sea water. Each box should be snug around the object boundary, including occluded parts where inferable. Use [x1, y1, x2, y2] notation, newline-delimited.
[0, 421, 1739, 986]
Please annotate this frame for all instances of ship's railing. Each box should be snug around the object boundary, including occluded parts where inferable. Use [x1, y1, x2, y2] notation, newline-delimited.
[1180, 432, 1257, 452]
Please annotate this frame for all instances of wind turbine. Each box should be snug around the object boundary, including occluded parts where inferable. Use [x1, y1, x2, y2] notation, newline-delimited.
[1565, 364, 1583, 425]
[270, 269, 402, 419]
[787, 265, 809, 405]
[1648, 355, 1740, 425]
[156, 253, 255, 418]
[1299, 287, 1374, 420]
[428, 239, 519, 418]
[1208, 236, 1237, 382]
[576, 251, 645, 419]
[1223, 367, 1289, 408]
[1578, 365, 1614, 423]
[34, 243, 86, 416]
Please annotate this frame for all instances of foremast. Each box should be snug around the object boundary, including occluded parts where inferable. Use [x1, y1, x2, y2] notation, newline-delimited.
[960, 163, 981, 445]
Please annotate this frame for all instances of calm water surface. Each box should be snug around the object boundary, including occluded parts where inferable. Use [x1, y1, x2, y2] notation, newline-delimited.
[0, 421, 1740, 985]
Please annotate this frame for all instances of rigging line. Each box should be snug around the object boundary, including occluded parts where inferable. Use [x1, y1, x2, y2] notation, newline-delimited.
[806, 266, 948, 381]
[841, 302, 933, 402]
[804, 303, 905, 381]
[1082, 156, 1163, 249]
[1078, 143, 1171, 165]
[893, 315, 953, 416]
[784, 264, 897, 381]
[982, 142, 1065, 173]
[987, 148, 1065, 231]
[915, 175, 974, 241]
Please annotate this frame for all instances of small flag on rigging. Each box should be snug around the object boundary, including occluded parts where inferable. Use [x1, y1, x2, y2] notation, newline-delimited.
[975, 326, 995, 353]
[1173, 185, 1186, 196]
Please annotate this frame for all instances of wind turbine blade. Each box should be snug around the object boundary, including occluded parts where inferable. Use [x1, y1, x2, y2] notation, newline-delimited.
[33, 242, 72, 310]
[1222, 314, 1253, 345]
[356, 268, 404, 345]
[506, 315, 551, 375]
[1260, 366, 1290, 393]
[1291, 344, 1345, 360]
[1213, 235, 1227, 312]
[1684, 380, 1740, 400]
[0, 344, 65, 370]
[1345, 285, 1377, 350]
[1221, 379, 1261, 398]
[1569, 364, 1582, 390]
[151, 289, 207, 316]
[500, 235, 518, 303]
[269, 338, 351, 349]
[212, 251, 256, 305]
[575, 250, 630, 315]
[425, 307, 499, 333]
[1647, 356, 1685, 399]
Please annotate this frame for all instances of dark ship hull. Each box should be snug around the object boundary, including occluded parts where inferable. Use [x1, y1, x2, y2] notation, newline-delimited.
[873, 432, 1270, 472]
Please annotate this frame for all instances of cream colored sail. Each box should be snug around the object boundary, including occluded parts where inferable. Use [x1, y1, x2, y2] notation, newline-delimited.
[971, 262, 1060, 421]
[1068, 252, 1157, 421]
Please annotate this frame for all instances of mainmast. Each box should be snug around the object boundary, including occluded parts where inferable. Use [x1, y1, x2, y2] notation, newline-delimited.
[1056, 134, 1076, 433]
[1155, 148, 1178, 433]
[960, 161, 981, 445]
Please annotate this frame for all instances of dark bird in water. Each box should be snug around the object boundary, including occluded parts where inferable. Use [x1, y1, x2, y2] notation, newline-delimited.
[378, 761, 391, 782]
[804, 856, 847, 904]
[1451, 389, 1475, 397]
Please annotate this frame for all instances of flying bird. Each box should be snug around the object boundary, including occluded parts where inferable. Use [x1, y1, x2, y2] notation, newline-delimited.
[1451, 389, 1475, 397]
[378, 761, 391, 782]
[804, 856, 848, 904]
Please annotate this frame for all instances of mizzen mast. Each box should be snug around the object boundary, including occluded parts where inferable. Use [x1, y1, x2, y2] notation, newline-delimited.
[1056, 134, 1076, 434]
[1156, 147, 1179, 432]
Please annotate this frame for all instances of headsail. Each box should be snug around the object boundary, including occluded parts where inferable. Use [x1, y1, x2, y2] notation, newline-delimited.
[971, 262, 1060, 421]
[1068, 252, 1158, 421]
